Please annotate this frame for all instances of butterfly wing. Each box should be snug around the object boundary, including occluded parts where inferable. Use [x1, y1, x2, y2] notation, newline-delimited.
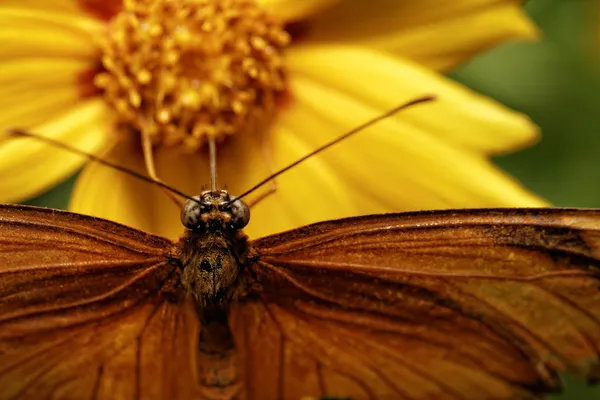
[0, 204, 200, 400]
[231, 208, 600, 400]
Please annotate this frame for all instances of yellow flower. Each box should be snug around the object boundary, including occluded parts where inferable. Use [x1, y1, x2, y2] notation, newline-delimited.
[0, 0, 546, 239]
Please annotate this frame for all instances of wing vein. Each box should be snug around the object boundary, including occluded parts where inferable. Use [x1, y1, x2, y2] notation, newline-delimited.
[261, 258, 596, 281]
[0, 219, 166, 255]
[443, 280, 567, 372]
[0, 329, 81, 375]
[261, 301, 395, 400]
[0, 261, 168, 323]
[530, 282, 600, 356]
[316, 362, 326, 396]
[0, 258, 165, 277]
[135, 336, 142, 400]
[91, 365, 104, 400]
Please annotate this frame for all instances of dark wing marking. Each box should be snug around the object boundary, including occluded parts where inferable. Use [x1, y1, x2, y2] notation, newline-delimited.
[232, 208, 600, 400]
[0, 204, 201, 400]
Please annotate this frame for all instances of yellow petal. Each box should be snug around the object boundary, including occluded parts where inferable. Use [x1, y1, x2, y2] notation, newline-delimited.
[0, 8, 102, 60]
[0, 58, 87, 87]
[70, 135, 239, 241]
[303, 0, 538, 71]
[0, 0, 91, 14]
[258, 0, 340, 22]
[0, 58, 92, 128]
[3, 0, 121, 21]
[287, 44, 539, 154]
[278, 73, 548, 212]
[243, 125, 358, 238]
[70, 136, 161, 236]
[155, 127, 357, 238]
[0, 99, 111, 202]
[0, 90, 83, 131]
[71, 123, 357, 239]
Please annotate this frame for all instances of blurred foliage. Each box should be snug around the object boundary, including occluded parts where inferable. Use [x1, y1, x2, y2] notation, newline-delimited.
[24, 174, 77, 209]
[24, 0, 600, 398]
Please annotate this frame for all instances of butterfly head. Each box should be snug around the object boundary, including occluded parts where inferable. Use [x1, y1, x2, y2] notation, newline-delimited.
[180, 190, 250, 232]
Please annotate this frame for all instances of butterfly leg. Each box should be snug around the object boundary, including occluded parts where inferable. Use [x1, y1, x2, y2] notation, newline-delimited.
[141, 129, 184, 208]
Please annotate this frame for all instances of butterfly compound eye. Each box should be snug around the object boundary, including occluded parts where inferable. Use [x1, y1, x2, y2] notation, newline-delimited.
[230, 198, 250, 229]
[180, 196, 202, 229]
[200, 259, 212, 272]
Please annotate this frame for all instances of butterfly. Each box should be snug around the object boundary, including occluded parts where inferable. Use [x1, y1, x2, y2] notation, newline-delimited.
[2, 94, 600, 399]
[1, 197, 600, 400]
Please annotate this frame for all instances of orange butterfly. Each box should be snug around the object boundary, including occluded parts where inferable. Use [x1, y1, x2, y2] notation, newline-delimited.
[1, 98, 599, 399]
[1, 199, 600, 399]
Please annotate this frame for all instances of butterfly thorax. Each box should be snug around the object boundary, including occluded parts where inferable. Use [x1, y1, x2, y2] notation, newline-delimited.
[178, 190, 251, 308]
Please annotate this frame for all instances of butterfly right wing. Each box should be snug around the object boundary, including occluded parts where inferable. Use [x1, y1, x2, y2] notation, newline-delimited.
[232, 208, 600, 400]
[0, 204, 201, 400]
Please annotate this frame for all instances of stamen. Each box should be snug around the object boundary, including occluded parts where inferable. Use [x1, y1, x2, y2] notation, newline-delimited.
[94, 0, 290, 152]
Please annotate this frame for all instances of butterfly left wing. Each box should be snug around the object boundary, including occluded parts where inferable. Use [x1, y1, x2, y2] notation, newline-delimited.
[0, 204, 201, 400]
[231, 208, 600, 400]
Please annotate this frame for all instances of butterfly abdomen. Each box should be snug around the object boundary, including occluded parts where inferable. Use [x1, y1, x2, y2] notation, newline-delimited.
[197, 307, 242, 400]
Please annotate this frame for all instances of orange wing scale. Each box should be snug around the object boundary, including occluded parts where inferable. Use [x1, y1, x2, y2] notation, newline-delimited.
[3, 205, 600, 399]
[232, 208, 600, 399]
[0, 205, 201, 400]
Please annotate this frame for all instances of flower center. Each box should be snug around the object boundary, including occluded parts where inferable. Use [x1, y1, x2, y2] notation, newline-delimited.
[94, 0, 290, 151]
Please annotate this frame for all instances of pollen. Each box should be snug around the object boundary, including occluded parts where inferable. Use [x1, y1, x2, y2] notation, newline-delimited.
[94, 0, 290, 151]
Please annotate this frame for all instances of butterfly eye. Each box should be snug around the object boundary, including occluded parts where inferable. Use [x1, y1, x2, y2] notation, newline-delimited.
[230, 198, 250, 229]
[200, 259, 212, 272]
[180, 196, 203, 229]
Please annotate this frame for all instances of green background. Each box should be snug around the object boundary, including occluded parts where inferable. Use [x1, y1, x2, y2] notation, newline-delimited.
[23, 0, 600, 398]
[454, 0, 600, 209]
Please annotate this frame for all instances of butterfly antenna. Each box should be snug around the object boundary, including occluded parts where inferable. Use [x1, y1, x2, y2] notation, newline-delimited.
[231, 95, 436, 203]
[5, 128, 196, 202]
[208, 136, 218, 192]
